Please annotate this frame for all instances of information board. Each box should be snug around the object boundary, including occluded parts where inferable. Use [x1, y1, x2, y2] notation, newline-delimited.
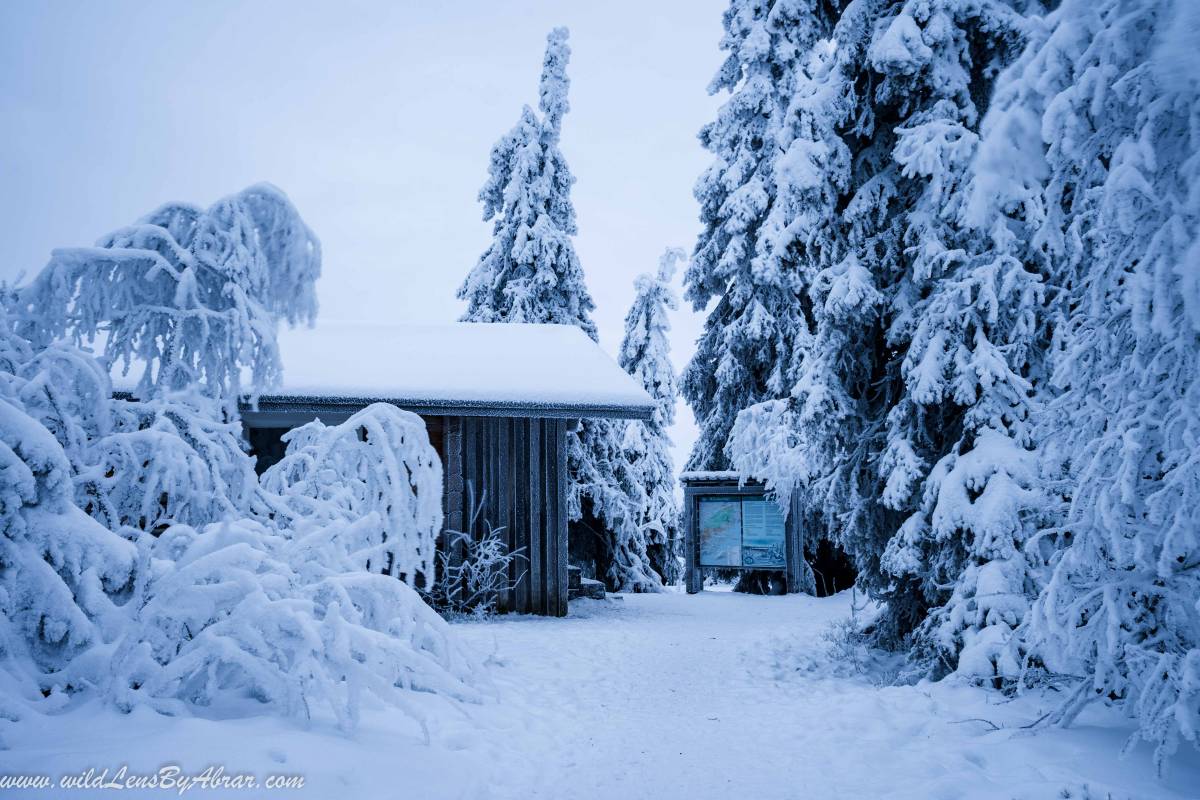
[696, 496, 787, 569]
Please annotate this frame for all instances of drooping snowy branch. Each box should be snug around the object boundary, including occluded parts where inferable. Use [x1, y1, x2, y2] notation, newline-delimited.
[17, 183, 320, 407]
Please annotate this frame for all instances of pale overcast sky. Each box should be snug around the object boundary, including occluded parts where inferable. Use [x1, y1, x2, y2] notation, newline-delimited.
[0, 0, 727, 468]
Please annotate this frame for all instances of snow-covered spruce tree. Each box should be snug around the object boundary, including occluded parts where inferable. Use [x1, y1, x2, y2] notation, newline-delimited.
[571, 420, 663, 592]
[457, 27, 596, 338]
[618, 248, 685, 585]
[870, 4, 1054, 681]
[0, 309, 136, 717]
[681, 0, 832, 472]
[966, 0, 1200, 769]
[726, 0, 1026, 647]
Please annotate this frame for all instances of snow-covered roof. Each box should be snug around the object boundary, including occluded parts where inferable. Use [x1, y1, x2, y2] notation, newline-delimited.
[256, 321, 654, 420]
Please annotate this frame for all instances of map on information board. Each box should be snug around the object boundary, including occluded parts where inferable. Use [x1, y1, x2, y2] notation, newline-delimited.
[698, 498, 741, 567]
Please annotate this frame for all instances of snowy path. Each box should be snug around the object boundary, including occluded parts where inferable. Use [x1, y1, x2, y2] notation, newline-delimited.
[455, 590, 1199, 800]
[458, 589, 865, 798]
[5, 590, 1198, 799]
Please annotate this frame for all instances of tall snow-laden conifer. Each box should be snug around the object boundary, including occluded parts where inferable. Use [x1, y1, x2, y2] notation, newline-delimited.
[726, 0, 1026, 648]
[458, 27, 596, 339]
[682, 0, 831, 471]
[866, 0, 1048, 683]
[455, 28, 652, 588]
[570, 417, 663, 592]
[697, 0, 1197, 771]
[618, 249, 685, 584]
[966, 0, 1200, 769]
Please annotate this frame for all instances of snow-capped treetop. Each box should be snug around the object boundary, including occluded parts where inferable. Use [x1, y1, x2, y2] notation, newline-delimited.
[619, 247, 684, 431]
[539, 27, 571, 140]
[458, 27, 597, 341]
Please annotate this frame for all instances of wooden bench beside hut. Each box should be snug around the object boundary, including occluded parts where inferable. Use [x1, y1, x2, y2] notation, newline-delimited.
[243, 321, 655, 617]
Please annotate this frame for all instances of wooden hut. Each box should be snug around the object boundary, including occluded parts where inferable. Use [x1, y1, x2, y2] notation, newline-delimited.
[243, 322, 654, 616]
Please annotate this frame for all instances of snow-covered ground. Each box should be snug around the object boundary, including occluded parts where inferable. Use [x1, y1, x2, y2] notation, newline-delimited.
[5, 591, 1198, 799]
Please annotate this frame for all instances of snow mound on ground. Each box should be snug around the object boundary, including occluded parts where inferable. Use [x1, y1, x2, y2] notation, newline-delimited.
[112, 518, 487, 735]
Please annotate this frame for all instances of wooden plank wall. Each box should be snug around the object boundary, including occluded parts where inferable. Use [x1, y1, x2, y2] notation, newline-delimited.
[442, 416, 569, 616]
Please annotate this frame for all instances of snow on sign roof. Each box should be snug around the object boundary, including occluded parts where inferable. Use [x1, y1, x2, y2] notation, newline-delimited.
[263, 321, 655, 420]
[678, 471, 747, 483]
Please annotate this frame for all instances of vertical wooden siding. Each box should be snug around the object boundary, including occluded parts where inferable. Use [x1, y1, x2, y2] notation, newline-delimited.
[442, 416, 568, 616]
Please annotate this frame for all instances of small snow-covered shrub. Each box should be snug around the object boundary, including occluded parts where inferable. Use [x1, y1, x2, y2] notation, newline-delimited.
[819, 617, 903, 687]
[757, 613, 902, 687]
[101, 402, 494, 731]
